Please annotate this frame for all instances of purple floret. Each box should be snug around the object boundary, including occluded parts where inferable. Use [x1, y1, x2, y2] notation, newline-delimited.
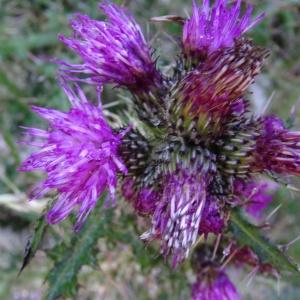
[191, 269, 243, 300]
[20, 82, 127, 230]
[255, 115, 300, 176]
[183, 0, 264, 60]
[234, 179, 278, 219]
[59, 2, 162, 90]
[199, 196, 224, 235]
[122, 178, 159, 215]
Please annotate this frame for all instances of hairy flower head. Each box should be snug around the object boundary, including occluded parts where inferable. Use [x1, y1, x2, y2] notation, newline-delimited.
[140, 169, 207, 266]
[191, 267, 242, 300]
[59, 2, 162, 91]
[20, 82, 127, 230]
[234, 179, 277, 219]
[183, 0, 264, 64]
[255, 115, 300, 175]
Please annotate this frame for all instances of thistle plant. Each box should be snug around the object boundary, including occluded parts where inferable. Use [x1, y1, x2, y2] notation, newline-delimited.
[20, 1, 300, 299]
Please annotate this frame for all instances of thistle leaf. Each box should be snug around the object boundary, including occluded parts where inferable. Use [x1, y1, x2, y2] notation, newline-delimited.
[230, 209, 299, 274]
[19, 206, 49, 274]
[45, 196, 112, 300]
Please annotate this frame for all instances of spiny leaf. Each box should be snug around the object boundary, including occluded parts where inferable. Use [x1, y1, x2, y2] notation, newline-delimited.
[19, 207, 48, 274]
[230, 209, 299, 274]
[45, 196, 112, 300]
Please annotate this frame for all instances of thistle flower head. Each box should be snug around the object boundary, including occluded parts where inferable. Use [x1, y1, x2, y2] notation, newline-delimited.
[172, 39, 269, 135]
[190, 244, 244, 300]
[20, 82, 127, 230]
[255, 115, 300, 175]
[140, 169, 208, 266]
[183, 0, 264, 64]
[191, 267, 243, 300]
[234, 179, 277, 219]
[59, 2, 162, 91]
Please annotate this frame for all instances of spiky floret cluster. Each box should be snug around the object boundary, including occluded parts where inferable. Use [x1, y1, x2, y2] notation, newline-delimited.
[20, 81, 128, 231]
[191, 269, 242, 300]
[255, 116, 300, 175]
[141, 169, 208, 266]
[190, 245, 243, 300]
[183, 0, 264, 65]
[21, 0, 300, 276]
[59, 3, 162, 89]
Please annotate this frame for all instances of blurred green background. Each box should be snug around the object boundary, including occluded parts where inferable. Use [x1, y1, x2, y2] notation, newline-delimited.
[1, 0, 300, 299]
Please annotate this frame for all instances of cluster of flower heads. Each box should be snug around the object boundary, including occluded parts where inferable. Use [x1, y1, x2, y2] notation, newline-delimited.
[21, 0, 300, 298]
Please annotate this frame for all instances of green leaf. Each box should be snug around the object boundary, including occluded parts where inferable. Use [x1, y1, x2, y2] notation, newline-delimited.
[19, 208, 48, 274]
[230, 209, 299, 274]
[45, 196, 112, 300]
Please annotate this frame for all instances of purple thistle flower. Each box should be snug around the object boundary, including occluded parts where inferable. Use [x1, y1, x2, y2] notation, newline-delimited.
[191, 268, 243, 300]
[255, 116, 300, 175]
[20, 82, 127, 230]
[140, 169, 207, 266]
[59, 2, 162, 91]
[183, 0, 264, 62]
[171, 39, 269, 136]
[234, 179, 278, 219]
